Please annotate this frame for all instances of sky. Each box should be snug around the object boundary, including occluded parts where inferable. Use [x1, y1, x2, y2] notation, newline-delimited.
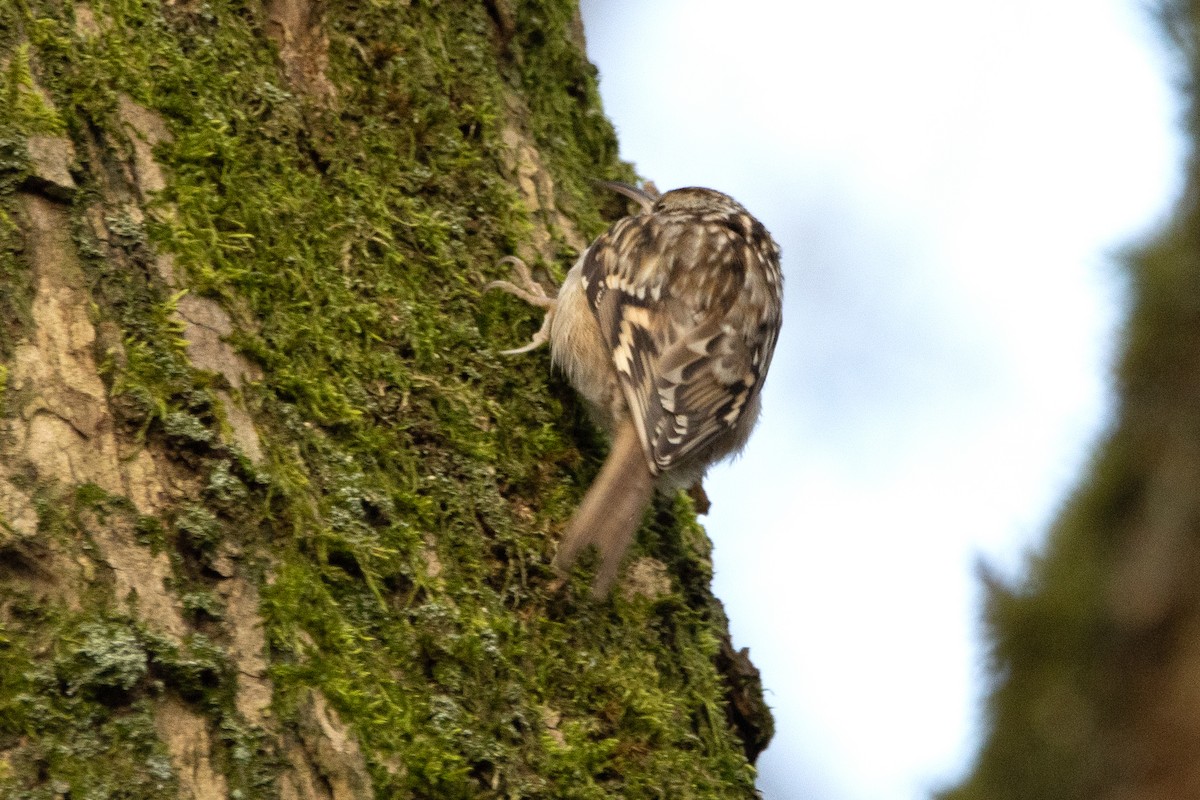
[576, 2, 1185, 798]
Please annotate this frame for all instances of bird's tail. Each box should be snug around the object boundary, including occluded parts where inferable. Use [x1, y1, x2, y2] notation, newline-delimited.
[552, 421, 656, 598]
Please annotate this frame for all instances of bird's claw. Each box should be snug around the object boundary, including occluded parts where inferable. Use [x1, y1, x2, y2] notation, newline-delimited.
[487, 256, 557, 353]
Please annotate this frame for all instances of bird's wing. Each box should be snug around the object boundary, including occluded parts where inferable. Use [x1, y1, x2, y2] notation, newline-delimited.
[581, 212, 781, 473]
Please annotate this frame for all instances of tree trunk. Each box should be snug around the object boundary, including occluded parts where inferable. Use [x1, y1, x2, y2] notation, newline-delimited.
[0, 2, 771, 798]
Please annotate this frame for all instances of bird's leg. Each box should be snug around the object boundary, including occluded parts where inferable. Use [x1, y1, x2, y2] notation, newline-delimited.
[486, 256, 558, 355]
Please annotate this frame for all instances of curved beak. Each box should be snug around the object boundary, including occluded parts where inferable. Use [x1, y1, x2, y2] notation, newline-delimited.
[594, 180, 659, 213]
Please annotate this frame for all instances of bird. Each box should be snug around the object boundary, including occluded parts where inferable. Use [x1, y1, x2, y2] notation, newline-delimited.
[487, 183, 783, 597]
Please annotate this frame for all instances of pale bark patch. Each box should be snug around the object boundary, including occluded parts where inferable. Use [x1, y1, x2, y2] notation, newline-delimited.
[73, 2, 104, 37]
[219, 394, 265, 464]
[540, 706, 566, 748]
[176, 294, 264, 391]
[500, 93, 588, 263]
[280, 691, 375, 800]
[7, 195, 176, 509]
[217, 573, 273, 724]
[0, 476, 38, 541]
[115, 98, 266, 463]
[118, 94, 173, 200]
[155, 696, 231, 800]
[121, 448, 172, 516]
[620, 556, 672, 601]
[86, 510, 189, 640]
[265, 0, 338, 104]
[25, 135, 78, 200]
[10, 195, 123, 494]
[173, 291, 266, 462]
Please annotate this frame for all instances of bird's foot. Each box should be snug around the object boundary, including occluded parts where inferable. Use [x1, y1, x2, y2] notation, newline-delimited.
[486, 256, 557, 354]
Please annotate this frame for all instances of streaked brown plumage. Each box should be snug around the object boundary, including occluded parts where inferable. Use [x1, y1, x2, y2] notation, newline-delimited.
[488, 184, 783, 597]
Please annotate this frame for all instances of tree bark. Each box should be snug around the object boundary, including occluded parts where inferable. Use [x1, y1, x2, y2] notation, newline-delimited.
[0, 2, 771, 797]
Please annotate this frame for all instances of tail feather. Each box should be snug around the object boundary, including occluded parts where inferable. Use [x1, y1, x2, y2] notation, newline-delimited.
[552, 421, 656, 597]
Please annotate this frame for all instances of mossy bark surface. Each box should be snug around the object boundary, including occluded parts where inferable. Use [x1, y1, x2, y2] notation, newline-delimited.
[0, 2, 771, 797]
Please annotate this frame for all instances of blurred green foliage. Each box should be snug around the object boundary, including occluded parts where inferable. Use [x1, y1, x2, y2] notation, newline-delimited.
[942, 2, 1200, 798]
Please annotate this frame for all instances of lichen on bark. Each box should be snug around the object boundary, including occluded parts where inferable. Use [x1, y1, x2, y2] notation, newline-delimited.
[0, 1, 771, 798]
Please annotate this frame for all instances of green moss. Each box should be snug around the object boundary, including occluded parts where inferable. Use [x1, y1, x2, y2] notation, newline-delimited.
[0, 12, 77, 360]
[61, 620, 150, 696]
[175, 502, 223, 555]
[1, 43, 68, 137]
[0, 611, 177, 799]
[508, 0, 639, 238]
[133, 513, 167, 549]
[205, 460, 250, 509]
[2, 0, 769, 795]
[181, 589, 225, 622]
[0, 481, 262, 797]
[0, 140, 33, 363]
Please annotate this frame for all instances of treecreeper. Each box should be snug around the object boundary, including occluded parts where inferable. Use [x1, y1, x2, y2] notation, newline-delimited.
[489, 184, 783, 597]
